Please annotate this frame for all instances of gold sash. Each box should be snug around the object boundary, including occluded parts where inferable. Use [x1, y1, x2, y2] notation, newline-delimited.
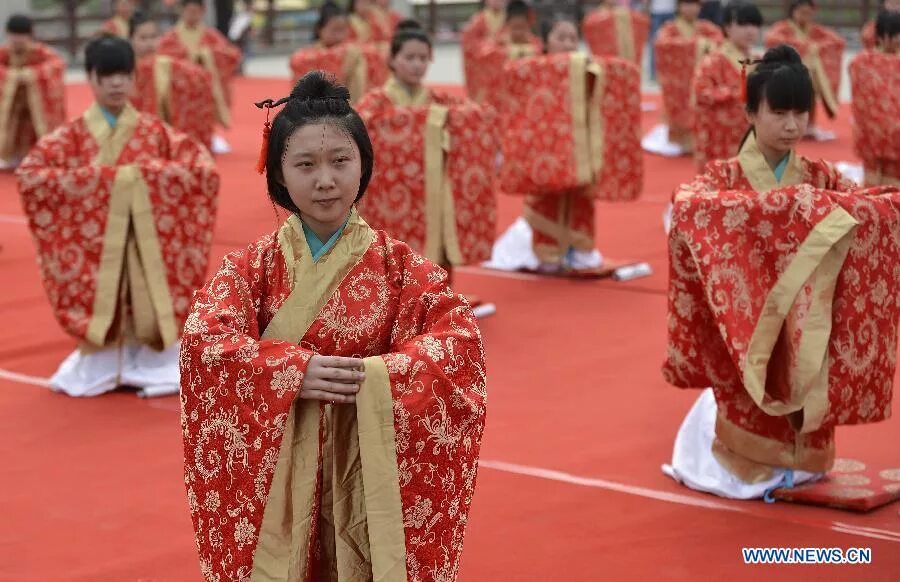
[613, 8, 637, 63]
[82, 103, 177, 350]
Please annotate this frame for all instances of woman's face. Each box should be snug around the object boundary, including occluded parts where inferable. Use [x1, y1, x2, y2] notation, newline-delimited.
[678, 2, 701, 22]
[281, 123, 362, 235]
[791, 4, 816, 28]
[546, 21, 578, 54]
[353, 0, 373, 14]
[507, 16, 533, 44]
[726, 22, 760, 52]
[131, 21, 159, 58]
[319, 16, 348, 47]
[391, 39, 431, 87]
[485, 0, 507, 11]
[748, 98, 808, 156]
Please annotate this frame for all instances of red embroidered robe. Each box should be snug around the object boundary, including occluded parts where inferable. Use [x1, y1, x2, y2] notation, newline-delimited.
[157, 21, 240, 127]
[16, 104, 219, 349]
[849, 49, 900, 186]
[289, 42, 388, 103]
[692, 41, 752, 170]
[654, 18, 723, 149]
[498, 53, 642, 262]
[356, 78, 498, 266]
[764, 20, 844, 119]
[0, 43, 66, 161]
[132, 54, 216, 148]
[582, 7, 650, 66]
[180, 209, 487, 582]
[348, 11, 392, 45]
[665, 134, 899, 482]
[469, 37, 543, 111]
[460, 8, 507, 103]
[861, 21, 877, 51]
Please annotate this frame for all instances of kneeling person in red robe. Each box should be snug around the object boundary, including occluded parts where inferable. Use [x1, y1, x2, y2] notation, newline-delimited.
[664, 46, 899, 499]
[16, 36, 220, 397]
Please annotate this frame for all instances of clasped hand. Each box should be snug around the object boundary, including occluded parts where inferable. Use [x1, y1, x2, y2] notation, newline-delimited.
[300, 355, 365, 404]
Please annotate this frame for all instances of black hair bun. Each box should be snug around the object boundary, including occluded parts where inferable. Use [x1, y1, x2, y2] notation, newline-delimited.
[290, 71, 351, 102]
[760, 44, 803, 66]
[395, 19, 424, 32]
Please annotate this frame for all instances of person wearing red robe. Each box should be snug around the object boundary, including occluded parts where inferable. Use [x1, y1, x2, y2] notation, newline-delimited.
[101, 0, 135, 38]
[157, 0, 240, 152]
[664, 45, 899, 499]
[849, 10, 900, 186]
[582, 0, 651, 66]
[181, 71, 486, 582]
[488, 15, 642, 275]
[288, 1, 388, 103]
[16, 36, 219, 398]
[764, 0, 844, 141]
[461, 0, 508, 102]
[692, 1, 762, 170]
[129, 11, 216, 148]
[356, 22, 497, 314]
[646, 0, 723, 156]
[0, 15, 65, 170]
[861, 0, 899, 50]
[347, 0, 393, 44]
[469, 0, 542, 111]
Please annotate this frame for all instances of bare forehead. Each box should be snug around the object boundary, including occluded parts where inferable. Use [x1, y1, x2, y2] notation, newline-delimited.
[285, 122, 359, 155]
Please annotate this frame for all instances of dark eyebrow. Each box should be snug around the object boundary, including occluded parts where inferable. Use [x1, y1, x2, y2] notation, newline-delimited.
[289, 146, 354, 157]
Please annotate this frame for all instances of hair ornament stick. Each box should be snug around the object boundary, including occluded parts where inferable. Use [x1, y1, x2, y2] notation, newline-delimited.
[254, 97, 288, 174]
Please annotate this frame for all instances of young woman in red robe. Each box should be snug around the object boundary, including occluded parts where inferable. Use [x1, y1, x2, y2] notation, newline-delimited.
[356, 22, 498, 313]
[849, 10, 900, 186]
[665, 45, 899, 499]
[692, 1, 762, 170]
[288, 1, 387, 102]
[129, 11, 216, 148]
[645, 0, 723, 156]
[181, 71, 487, 582]
[17, 36, 218, 398]
[488, 14, 642, 275]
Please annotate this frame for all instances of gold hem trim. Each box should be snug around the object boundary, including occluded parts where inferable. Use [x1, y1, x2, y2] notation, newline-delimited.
[715, 413, 834, 474]
[614, 8, 636, 63]
[357, 356, 409, 581]
[569, 53, 591, 185]
[424, 105, 449, 262]
[154, 56, 172, 120]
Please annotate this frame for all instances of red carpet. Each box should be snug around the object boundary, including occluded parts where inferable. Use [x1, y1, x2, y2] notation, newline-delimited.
[0, 77, 897, 582]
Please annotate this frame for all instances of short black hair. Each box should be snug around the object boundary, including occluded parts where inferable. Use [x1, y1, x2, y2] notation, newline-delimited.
[390, 19, 432, 58]
[789, 0, 816, 17]
[677, 0, 701, 5]
[506, 0, 533, 22]
[84, 35, 136, 76]
[264, 72, 374, 210]
[540, 13, 577, 49]
[6, 14, 33, 35]
[314, 1, 345, 40]
[722, 1, 763, 28]
[876, 9, 900, 40]
[746, 44, 813, 114]
[182, 0, 204, 7]
[128, 10, 153, 38]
